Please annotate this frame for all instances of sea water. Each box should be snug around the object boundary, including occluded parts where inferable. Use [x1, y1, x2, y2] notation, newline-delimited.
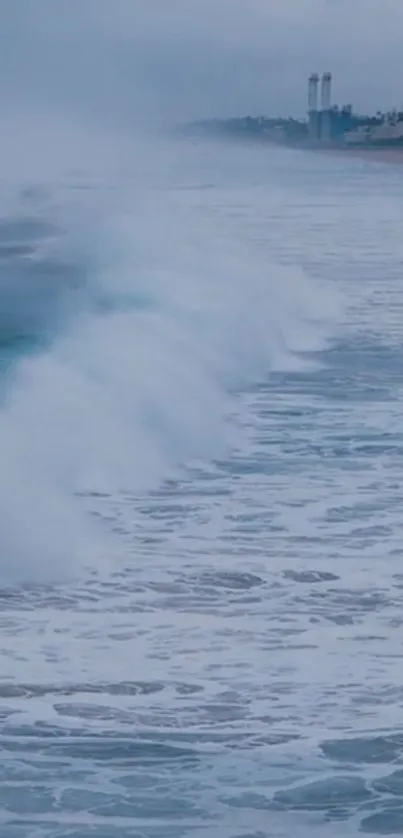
[0, 134, 403, 836]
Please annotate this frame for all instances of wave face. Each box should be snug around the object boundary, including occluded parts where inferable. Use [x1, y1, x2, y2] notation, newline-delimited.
[0, 137, 338, 583]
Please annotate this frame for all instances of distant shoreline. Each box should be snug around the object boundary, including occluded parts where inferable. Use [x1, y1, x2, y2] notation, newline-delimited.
[180, 124, 403, 167]
[315, 145, 403, 165]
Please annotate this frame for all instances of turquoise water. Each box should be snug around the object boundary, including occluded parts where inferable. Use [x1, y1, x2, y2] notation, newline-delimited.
[0, 138, 403, 836]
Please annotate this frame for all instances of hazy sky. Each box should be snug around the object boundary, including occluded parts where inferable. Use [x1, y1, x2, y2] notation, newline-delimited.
[0, 0, 402, 127]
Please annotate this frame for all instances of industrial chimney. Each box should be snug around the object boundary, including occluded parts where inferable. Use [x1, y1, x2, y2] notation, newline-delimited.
[319, 72, 332, 141]
[308, 73, 319, 139]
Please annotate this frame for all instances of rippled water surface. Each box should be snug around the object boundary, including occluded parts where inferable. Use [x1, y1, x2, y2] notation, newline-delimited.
[1, 139, 403, 836]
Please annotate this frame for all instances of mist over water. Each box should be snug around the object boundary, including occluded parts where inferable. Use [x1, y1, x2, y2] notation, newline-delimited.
[0, 132, 338, 583]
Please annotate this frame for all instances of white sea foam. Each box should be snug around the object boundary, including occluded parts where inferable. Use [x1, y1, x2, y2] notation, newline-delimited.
[0, 138, 340, 583]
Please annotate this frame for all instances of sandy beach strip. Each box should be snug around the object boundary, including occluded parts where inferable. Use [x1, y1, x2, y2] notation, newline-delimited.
[317, 145, 403, 166]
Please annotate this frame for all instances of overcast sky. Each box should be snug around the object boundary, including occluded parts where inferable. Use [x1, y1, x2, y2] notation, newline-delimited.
[0, 0, 402, 128]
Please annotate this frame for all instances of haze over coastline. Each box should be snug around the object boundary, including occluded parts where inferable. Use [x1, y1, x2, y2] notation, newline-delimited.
[0, 0, 402, 130]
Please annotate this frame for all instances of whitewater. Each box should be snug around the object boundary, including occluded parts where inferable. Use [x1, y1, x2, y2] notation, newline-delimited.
[1, 128, 403, 837]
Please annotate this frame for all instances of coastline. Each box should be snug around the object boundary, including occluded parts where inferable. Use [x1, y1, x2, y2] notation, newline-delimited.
[270, 136, 403, 166]
[306, 144, 403, 166]
[181, 125, 403, 167]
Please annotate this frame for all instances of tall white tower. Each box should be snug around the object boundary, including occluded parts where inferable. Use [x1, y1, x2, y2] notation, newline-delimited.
[308, 73, 319, 140]
[320, 72, 332, 140]
[308, 73, 319, 113]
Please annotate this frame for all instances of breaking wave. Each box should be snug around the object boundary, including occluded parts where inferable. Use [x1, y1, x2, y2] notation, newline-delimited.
[0, 148, 340, 582]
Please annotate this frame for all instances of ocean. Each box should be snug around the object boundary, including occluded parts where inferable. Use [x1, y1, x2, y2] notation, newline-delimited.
[0, 133, 402, 837]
